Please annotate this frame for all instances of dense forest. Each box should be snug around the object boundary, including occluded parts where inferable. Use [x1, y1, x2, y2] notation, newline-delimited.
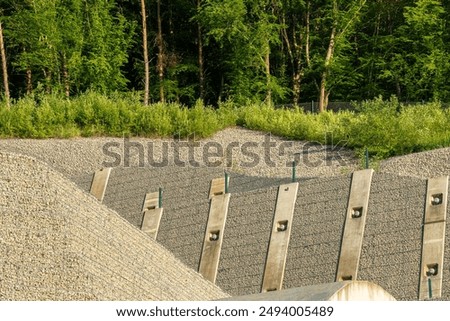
[0, 0, 449, 110]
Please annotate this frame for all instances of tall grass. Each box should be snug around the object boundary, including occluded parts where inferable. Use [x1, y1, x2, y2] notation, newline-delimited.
[0, 92, 237, 139]
[0, 93, 449, 161]
[239, 96, 450, 160]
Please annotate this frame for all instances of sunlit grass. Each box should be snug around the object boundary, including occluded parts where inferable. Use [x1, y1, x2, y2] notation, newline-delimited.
[0, 93, 449, 161]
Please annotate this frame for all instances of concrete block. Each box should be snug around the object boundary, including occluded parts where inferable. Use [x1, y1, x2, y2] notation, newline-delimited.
[199, 193, 231, 283]
[209, 176, 229, 199]
[141, 208, 164, 239]
[419, 176, 448, 300]
[336, 169, 374, 281]
[89, 168, 112, 202]
[140, 192, 163, 239]
[262, 182, 299, 292]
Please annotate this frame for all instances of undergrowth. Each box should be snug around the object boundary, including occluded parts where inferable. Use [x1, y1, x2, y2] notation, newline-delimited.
[0, 93, 449, 161]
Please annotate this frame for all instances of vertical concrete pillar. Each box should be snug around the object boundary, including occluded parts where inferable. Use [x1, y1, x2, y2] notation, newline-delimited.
[261, 182, 299, 292]
[90, 168, 112, 202]
[141, 191, 164, 240]
[199, 177, 231, 283]
[419, 176, 448, 300]
[336, 169, 374, 282]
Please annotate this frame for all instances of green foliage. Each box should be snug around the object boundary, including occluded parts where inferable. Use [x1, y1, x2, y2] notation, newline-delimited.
[0, 92, 238, 139]
[238, 96, 450, 161]
[5, 0, 134, 95]
[197, 0, 286, 104]
[1, 94, 449, 163]
[3, 0, 450, 104]
[344, 97, 450, 158]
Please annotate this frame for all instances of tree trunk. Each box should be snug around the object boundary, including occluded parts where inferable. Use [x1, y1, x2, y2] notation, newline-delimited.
[319, 26, 336, 113]
[305, 1, 311, 68]
[43, 69, 52, 94]
[280, 14, 301, 104]
[265, 49, 271, 104]
[141, 0, 150, 105]
[62, 53, 70, 97]
[218, 74, 224, 103]
[0, 21, 10, 108]
[156, 0, 165, 103]
[292, 19, 303, 105]
[395, 78, 401, 99]
[305, 1, 316, 98]
[197, 0, 205, 100]
[26, 67, 32, 95]
[293, 70, 301, 104]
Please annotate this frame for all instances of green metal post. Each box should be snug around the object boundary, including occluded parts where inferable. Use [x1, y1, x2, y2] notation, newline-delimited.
[159, 187, 163, 208]
[292, 161, 296, 182]
[225, 172, 229, 194]
[428, 277, 432, 299]
[365, 148, 369, 169]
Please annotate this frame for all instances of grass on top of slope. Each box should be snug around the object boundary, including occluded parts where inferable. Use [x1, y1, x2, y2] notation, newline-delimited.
[0, 93, 449, 161]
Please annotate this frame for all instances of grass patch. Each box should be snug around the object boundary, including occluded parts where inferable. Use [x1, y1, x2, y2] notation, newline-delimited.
[0, 93, 449, 162]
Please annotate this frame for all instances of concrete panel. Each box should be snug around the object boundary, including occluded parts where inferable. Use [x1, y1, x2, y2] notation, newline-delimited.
[89, 168, 112, 202]
[141, 192, 163, 240]
[142, 191, 160, 210]
[419, 176, 448, 300]
[336, 169, 374, 281]
[141, 192, 163, 239]
[221, 281, 396, 301]
[424, 176, 448, 224]
[141, 208, 164, 239]
[262, 183, 299, 292]
[209, 177, 229, 199]
[199, 193, 231, 283]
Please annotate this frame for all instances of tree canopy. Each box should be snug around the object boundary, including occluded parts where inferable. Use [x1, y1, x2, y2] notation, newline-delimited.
[1, 0, 449, 107]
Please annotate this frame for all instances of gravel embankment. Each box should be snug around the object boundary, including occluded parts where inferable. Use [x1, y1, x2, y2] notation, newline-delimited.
[0, 127, 360, 179]
[1, 128, 449, 301]
[379, 147, 450, 179]
[1, 127, 448, 181]
[0, 151, 229, 300]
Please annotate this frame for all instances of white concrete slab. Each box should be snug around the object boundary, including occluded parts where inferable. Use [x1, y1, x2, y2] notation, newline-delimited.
[262, 182, 299, 292]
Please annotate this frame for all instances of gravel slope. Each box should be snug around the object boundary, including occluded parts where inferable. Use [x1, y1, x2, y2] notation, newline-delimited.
[1, 128, 449, 301]
[379, 147, 450, 179]
[0, 127, 360, 179]
[0, 152, 229, 300]
[1, 127, 448, 181]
